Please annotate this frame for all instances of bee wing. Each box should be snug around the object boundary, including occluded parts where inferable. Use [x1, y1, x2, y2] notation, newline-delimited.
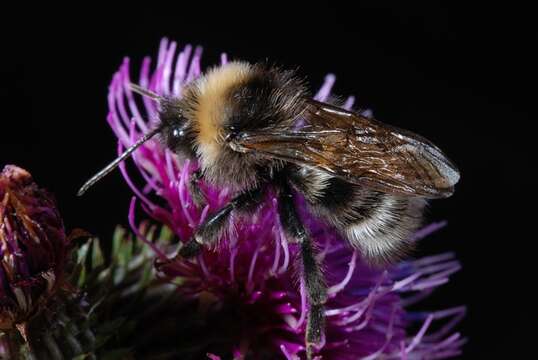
[236, 100, 460, 198]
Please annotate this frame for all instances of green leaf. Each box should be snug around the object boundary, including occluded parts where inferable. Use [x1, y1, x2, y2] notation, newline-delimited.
[91, 238, 105, 269]
[100, 348, 133, 360]
[72, 354, 95, 360]
[159, 225, 175, 243]
[77, 241, 91, 266]
[112, 227, 126, 260]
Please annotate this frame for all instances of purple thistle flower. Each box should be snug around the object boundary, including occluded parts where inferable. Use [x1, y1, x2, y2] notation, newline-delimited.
[0, 165, 68, 332]
[107, 38, 465, 359]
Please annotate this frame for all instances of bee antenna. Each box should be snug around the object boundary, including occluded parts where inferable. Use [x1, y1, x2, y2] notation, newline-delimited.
[77, 127, 161, 196]
[129, 83, 161, 101]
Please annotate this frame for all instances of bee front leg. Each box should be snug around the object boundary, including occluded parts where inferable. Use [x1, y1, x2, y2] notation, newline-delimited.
[188, 169, 207, 208]
[176, 187, 264, 260]
[278, 183, 327, 360]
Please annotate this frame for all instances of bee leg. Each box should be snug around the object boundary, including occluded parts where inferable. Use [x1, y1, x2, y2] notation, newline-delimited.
[177, 187, 264, 259]
[188, 169, 207, 208]
[278, 185, 327, 360]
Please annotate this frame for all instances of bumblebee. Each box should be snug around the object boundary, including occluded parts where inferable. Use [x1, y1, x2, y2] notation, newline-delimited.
[79, 61, 460, 358]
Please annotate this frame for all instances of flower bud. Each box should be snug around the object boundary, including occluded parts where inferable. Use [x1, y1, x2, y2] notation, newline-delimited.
[0, 165, 67, 330]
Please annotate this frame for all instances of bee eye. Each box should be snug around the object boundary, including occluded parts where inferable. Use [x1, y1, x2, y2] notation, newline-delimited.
[172, 127, 184, 139]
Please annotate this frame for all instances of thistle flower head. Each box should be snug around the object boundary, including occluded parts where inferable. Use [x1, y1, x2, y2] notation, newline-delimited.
[107, 38, 465, 359]
[0, 165, 67, 330]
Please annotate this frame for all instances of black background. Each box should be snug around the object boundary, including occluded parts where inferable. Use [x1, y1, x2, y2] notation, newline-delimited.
[2, 3, 535, 358]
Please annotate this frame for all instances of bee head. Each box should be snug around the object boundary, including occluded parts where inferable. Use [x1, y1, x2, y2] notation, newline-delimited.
[158, 97, 196, 157]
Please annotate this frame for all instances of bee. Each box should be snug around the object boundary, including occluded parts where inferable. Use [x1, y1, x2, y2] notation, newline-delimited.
[78, 61, 460, 358]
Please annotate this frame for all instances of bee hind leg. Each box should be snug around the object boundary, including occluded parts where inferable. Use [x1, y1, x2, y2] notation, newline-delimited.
[278, 183, 327, 360]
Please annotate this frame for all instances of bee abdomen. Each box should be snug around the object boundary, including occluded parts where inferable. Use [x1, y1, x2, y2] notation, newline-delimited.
[343, 194, 426, 265]
[295, 169, 426, 265]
